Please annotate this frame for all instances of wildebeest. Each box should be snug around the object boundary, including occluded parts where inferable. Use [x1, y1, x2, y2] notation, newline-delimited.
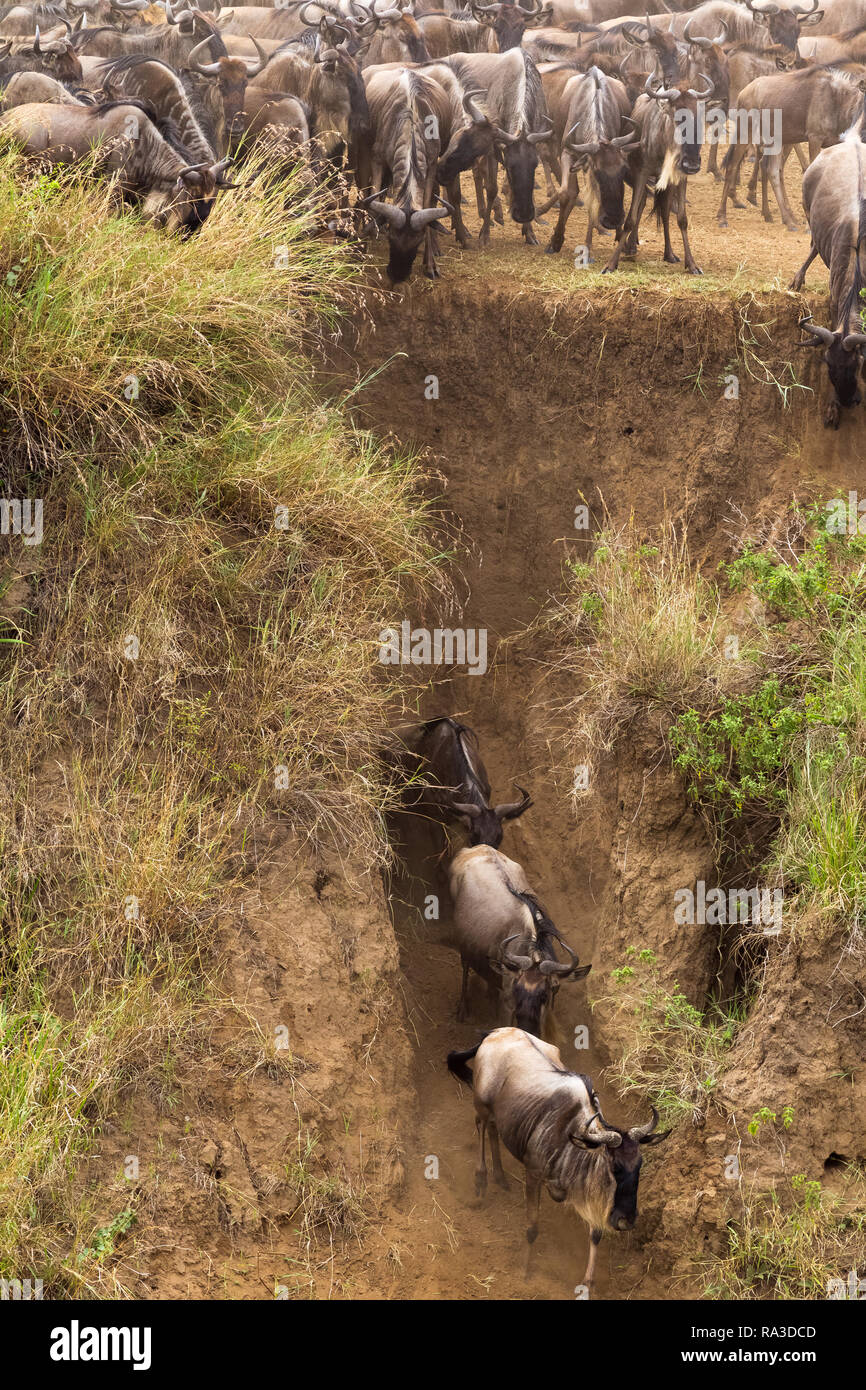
[395, 714, 531, 844]
[604, 70, 713, 275]
[434, 47, 551, 244]
[537, 62, 636, 254]
[249, 33, 369, 157]
[447, 844, 590, 1033]
[354, 64, 452, 278]
[791, 128, 866, 426]
[717, 65, 866, 228]
[447, 1027, 670, 1291]
[0, 95, 234, 228]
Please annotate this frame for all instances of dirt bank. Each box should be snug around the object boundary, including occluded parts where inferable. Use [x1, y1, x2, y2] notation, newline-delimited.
[108, 269, 865, 1301]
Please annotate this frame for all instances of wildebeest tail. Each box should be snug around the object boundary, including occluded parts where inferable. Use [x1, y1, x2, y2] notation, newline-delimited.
[447, 1042, 482, 1084]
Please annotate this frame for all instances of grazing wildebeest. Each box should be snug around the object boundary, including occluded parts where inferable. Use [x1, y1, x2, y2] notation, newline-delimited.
[717, 64, 866, 228]
[0, 96, 234, 229]
[353, 64, 452, 279]
[447, 845, 590, 1031]
[790, 128, 866, 426]
[447, 1027, 670, 1292]
[537, 63, 636, 254]
[603, 70, 713, 275]
[434, 47, 551, 244]
[395, 714, 532, 844]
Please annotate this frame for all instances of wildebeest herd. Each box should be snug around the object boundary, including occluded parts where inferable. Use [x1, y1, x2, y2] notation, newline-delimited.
[391, 714, 669, 1295]
[1, 0, 866, 421]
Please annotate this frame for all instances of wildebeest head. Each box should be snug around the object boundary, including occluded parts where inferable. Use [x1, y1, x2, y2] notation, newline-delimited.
[495, 926, 590, 1037]
[566, 116, 639, 232]
[684, 17, 729, 109]
[145, 153, 236, 232]
[573, 1107, 671, 1232]
[471, 0, 545, 53]
[186, 32, 267, 138]
[363, 193, 449, 282]
[437, 90, 550, 225]
[453, 784, 532, 848]
[622, 18, 686, 89]
[645, 70, 714, 177]
[746, 0, 823, 54]
[799, 314, 866, 424]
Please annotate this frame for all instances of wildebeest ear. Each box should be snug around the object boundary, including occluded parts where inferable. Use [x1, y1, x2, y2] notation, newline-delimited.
[639, 1128, 672, 1146]
[570, 963, 591, 981]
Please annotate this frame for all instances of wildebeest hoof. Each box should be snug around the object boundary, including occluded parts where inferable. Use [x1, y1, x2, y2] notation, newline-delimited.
[494, 1171, 510, 1190]
[717, 217, 728, 227]
[664, 252, 680, 263]
[746, 195, 758, 207]
[475, 1170, 487, 1198]
[824, 401, 841, 429]
[526, 1225, 539, 1245]
[545, 242, 560, 254]
[732, 198, 746, 209]
[688, 265, 704, 276]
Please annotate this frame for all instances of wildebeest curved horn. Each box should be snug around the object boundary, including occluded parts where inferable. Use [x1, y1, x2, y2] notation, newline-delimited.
[493, 125, 517, 144]
[244, 34, 269, 76]
[747, 0, 779, 15]
[462, 88, 488, 124]
[164, 0, 180, 22]
[609, 116, 638, 146]
[687, 73, 714, 98]
[210, 156, 237, 186]
[842, 332, 866, 351]
[792, 0, 819, 14]
[645, 71, 679, 99]
[628, 1105, 660, 1141]
[410, 206, 450, 230]
[493, 785, 532, 818]
[585, 1112, 623, 1147]
[452, 800, 482, 817]
[798, 314, 835, 346]
[33, 25, 42, 52]
[187, 34, 222, 74]
[474, 1, 504, 11]
[538, 958, 575, 976]
[528, 119, 554, 144]
[517, 0, 541, 14]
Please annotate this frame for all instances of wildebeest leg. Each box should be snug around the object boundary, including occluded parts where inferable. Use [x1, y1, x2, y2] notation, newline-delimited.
[767, 151, 798, 231]
[718, 143, 748, 225]
[603, 169, 647, 273]
[545, 159, 577, 255]
[540, 150, 557, 197]
[676, 180, 701, 276]
[582, 1227, 603, 1294]
[475, 1111, 488, 1197]
[808, 136, 821, 165]
[457, 959, 470, 1022]
[537, 149, 571, 221]
[747, 146, 761, 207]
[445, 178, 471, 248]
[658, 186, 678, 263]
[707, 139, 721, 182]
[522, 220, 538, 246]
[624, 182, 648, 256]
[789, 243, 818, 292]
[488, 1121, 509, 1189]
[473, 163, 485, 219]
[760, 152, 772, 223]
[794, 143, 808, 171]
[478, 157, 498, 247]
[524, 1172, 542, 1276]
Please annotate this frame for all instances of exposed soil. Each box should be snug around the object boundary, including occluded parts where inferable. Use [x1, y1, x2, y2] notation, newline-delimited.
[104, 159, 866, 1301]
